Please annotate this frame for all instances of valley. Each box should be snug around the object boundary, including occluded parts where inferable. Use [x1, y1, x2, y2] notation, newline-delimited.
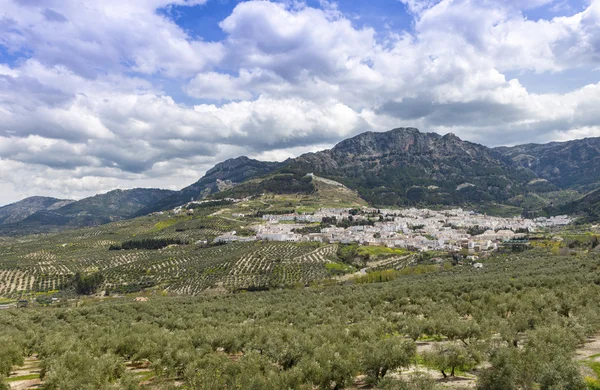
[0, 177, 575, 300]
[1, 128, 600, 389]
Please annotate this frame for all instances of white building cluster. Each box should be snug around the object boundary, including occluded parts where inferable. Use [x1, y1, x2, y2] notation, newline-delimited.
[217, 207, 571, 253]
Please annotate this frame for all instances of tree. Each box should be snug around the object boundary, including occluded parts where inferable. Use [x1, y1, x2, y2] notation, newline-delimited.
[0, 336, 24, 377]
[361, 338, 416, 384]
[42, 349, 127, 390]
[537, 356, 586, 390]
[476, 347, 520, 390]
[69, 272, 104, 295]
[403, 318, 424, 341]
[379, 373, 442, 390]
[298, 344, 357, 390]
[0, 377, 9, 390]
[423, 343, 479, 378]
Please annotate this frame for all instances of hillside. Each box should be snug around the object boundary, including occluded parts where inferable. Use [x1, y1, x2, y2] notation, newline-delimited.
[136, 157, 283, 215]
[0, 196, 73, 225]
[212, 170, 316, 198]
[0, 191, 368, 297]
[495, 137, 600, 192]
[0, 188, 175, 236]
[288, 128, 537, 206]
[212, 171, 368, 208]
[555, 188, 600, 223]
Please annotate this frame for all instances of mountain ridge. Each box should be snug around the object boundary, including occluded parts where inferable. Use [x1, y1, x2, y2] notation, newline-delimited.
[0, 188, 175, 236]
[494, 137, 600, 192]
[0, 196, 74, 225]
[287, 127, 537, 206]
[4, 127, 600, 235]
[135, 157, 284, 215]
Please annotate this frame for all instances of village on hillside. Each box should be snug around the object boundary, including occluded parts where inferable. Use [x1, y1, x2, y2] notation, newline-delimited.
[213, 206, 571, 254]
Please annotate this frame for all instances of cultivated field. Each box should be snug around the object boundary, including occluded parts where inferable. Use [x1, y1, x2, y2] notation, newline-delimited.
[0, 196, 365, 298]
[2, 249, 600, 389]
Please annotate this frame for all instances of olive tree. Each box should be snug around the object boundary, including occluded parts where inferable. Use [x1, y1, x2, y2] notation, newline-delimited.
[423, 343, 479, 378]
[361, 338, 416, 384]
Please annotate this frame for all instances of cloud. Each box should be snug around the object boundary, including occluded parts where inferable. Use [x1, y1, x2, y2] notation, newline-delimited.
[42, 8, 68, 23]
[218, 1, 377, 81]
[2, 0, 600, 204]
[194, 96, 371, 150]
[185, 72, 254, 101]
[0, 0, 222, 77]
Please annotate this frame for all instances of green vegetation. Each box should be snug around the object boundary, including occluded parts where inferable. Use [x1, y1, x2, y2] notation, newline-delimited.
[6, 374, 40, 382]
[1, 249, 599, 389]
[3, 184, 600, 389]
[354, 265, 440, 284]
[152, 217, 189, 231]
[357, 246, 410, 257]
[215, 171, 316, 199]
[324, 262, 355, 274]
[0, 204, 340, 297]
[68, 272, 104, 295]
[558, 187, 600, 223]
[109, 238, 187, 251]
[589, 361, 600, 377]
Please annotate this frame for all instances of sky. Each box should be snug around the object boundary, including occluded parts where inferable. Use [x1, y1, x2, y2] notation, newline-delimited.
[0, 0, 599, 206]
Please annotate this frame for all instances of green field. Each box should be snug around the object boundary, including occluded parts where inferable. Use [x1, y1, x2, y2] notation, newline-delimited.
[357, 246, 410, 257]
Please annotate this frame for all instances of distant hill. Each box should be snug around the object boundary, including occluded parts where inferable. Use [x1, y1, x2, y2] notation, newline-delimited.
[0, 196, 73, 225]
[495, 137, 600, 192]
[0, 189, 175, 236]
[554, 188, 600, 223]
[136, 157, 283, 215]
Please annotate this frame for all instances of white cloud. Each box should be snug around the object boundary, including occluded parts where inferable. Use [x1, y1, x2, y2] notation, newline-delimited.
[0, 0, 222, 77]
[1, 0, 600, 204]
[185, 72, 254, 101]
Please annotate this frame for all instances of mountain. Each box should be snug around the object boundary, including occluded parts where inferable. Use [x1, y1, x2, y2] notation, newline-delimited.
[136, 157, 283, 215]
[6, 128, 600, 233]
[0, 188, 175, 236]
[495, 138, 600, 192]
[142, 128, 600, 213]
[287, 128, 537, 206]
[0, 196, 73, 225]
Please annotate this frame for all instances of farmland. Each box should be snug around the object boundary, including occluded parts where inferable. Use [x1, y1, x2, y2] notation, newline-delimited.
[0, 221, 339, 298]
[1, 248, 600, 389]
[0, 194, 367, 299]
[2, 193, 600, 389]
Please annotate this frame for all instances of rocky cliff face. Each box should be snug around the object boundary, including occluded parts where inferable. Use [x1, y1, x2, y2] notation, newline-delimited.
[289, 128, 535, 206]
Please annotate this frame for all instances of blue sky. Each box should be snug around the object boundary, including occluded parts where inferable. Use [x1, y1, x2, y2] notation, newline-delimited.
[159, 0, 415, 41]
[0, 0, 599, 205]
